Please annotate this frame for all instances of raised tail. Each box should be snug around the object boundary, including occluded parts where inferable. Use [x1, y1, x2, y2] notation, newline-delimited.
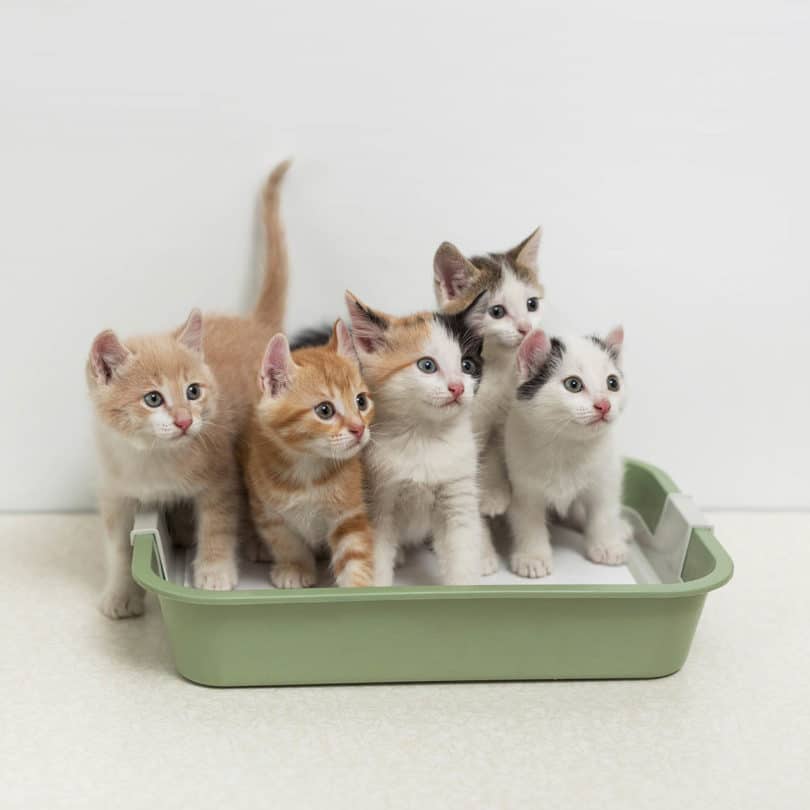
[254, 158, 291, 330]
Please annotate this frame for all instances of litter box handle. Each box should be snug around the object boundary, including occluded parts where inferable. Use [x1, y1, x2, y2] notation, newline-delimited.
[130, 509, 172, 580]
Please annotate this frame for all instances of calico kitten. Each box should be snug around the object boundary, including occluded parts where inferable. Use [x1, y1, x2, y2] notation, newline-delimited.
[433, 229, 544, 520]
[87, 160, 291, 617]
[344, 292, 489, 585]
[240, 321, 375, 588]
[504, 328, 631, 577]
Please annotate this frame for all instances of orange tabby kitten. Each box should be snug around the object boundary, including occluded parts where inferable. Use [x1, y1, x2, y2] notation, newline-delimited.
[240, 320, 375, 588]
[87, 161, 290, 617]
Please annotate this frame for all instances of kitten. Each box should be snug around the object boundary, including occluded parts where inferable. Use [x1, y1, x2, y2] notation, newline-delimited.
[433, 229, 544, 563]
[87, 160, 291, 617]
[504, 327, 631, 577]
[239, 321, 375, 588]
[344, 292, 487, 585]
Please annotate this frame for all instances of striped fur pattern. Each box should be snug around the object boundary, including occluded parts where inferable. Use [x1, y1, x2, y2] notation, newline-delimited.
[505, 327, 631, 577]
[432, 230, 545, 559]
[345, 292, 490, 585]
[87, 160, 291, 617]
[240, 321, 375, 588]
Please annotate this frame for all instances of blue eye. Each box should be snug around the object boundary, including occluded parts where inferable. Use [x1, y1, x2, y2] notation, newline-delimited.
[144, 391, 163, 408]
[563, 376, 583, 393]
[527, 297, 539, 312]
[186, 383, 201, 400]
[461, 357, 478, 375]
[607, 375, 620, 391]
[315, 402, 335, 419]
[488, 305, 506, 319]
[417, 357, 438, 373]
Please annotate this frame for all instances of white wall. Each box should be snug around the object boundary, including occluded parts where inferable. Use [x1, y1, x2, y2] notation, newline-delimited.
[1, 0, 808, 511]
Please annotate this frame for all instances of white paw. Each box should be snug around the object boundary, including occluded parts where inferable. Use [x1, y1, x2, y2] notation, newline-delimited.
[271, 563, 316, 589]
[99, 588, 145, 619]
[510, 552, 552, 579]
[481, 548, 499, 576]
[480, 487, 511, 518]
[193, 558, 238, 590]
[586, 538, 629, 566]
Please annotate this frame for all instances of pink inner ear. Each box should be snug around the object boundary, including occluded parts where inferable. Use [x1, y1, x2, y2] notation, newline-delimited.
[90, 331, 129, 383]
[177, 309, 204, 354]
[345, 293, 386, 353]
[260, 334, 294, 396]
[517, 329, 550, 379]
[334, 319, 358, 361]
[605, 325, 624, 350]
[434, 243, 474, 302]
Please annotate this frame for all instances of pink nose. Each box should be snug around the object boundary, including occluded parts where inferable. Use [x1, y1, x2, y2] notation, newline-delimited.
[174, 416, 193, 432]
[593, 399, 611, 415]
[517, 320, 531, 336]
[348, 423, 365, 439]
[448, 382, 465, 399]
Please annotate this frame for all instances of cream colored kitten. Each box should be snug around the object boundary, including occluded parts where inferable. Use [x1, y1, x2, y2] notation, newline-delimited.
[87, 161, 290, 617]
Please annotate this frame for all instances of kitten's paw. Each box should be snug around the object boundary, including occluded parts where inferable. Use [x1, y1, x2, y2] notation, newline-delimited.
[98, 588, 145, 620]
[194, 559, 238, 590]
[480, 487, 511, 518]
[586, 538, 629, 566]
[510, 553, 552, 579]
[271, 563, 316, 589]
[481, 547, 500, 576]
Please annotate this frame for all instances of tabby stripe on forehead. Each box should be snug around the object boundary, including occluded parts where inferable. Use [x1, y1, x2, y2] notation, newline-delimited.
[516, 337, 566, 401]
[271, 406, 317, 431]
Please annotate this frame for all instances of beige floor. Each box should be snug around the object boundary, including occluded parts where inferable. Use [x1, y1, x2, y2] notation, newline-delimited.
[1, 512, 808, 810]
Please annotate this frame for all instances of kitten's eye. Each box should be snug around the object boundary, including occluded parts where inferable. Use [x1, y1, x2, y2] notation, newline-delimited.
[461, 357, 478, 376]
[527, 297, 539, 312]
[356, 393, 368, 411]
[186, 383, 202, 401]
[563, 376, 584, 393]
[488, 305, 506, 319]
[416, 357, 438, 374]
[607, 375, 620, 392]
[315, 402, 335, 419]
[144, 391, 163, 408]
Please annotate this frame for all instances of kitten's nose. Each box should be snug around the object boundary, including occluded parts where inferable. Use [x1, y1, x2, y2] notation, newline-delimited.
[517, 320, 531, 335]
[348, 423, 365, 439]
[174, 414, 193, 432]
[448, 382, 465, 400]
[593, 399, 611, 415]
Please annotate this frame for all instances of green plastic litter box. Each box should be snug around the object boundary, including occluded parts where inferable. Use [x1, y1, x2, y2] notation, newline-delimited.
[131, 459, 733, 687]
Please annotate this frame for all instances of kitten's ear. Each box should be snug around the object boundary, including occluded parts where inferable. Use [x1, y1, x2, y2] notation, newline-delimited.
[175, 309, 204, 354]
[89, 330, 130, 384]
[433, 242, 478, 308]
[344, 291, 388, 354]
[260, 333, 296, 397]
[605, 325, 624, 361]
[516, 329, 551, 383]
[330, 319, 358, 362]
[507, 227, 542, 272]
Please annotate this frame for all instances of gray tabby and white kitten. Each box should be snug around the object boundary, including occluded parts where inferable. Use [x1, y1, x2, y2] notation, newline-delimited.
[433, 230, 545, 565]
[504, 328, 631, 577]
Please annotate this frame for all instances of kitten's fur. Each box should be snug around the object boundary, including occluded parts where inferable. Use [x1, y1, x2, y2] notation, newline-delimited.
[504, 328, 631, 577]
[433, 230, 545, 558]
[87, 161, 291, 617]
[345, 292, 488, 585]
[240, 321, 375, 588]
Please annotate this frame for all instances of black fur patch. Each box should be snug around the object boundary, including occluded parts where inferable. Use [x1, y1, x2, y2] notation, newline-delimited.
[516, 337, 566, 400]
[289, 325, 332, 351]
[433, 311, 484, 386]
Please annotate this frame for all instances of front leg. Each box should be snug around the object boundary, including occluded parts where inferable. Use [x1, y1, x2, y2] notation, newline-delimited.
[98, 493, 143, 619]
[580, 485, 631, 566]
[432, 477, 482, 586]
[507, 486, 552, 578]
[371, 487, 400, 586]
[478, 436, 511, 518]
[192, 463, 240, 590]
[329, 508, 374, 587]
